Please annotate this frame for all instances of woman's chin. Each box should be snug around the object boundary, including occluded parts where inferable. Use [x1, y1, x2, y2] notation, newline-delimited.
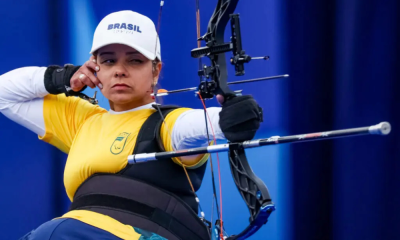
[108, 94, 136, 105]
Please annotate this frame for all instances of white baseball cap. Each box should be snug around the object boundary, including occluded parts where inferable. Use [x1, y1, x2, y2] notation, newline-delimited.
[90, 10, 161, 61]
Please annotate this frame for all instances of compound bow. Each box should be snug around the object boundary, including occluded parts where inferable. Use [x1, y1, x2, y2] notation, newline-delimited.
[150, 0, 280, 239]
[145, 0, 391, 239]
[189, 1, 276, 239]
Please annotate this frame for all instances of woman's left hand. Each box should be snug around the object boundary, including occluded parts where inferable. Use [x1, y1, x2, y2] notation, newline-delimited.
[218, 94, 263, 142]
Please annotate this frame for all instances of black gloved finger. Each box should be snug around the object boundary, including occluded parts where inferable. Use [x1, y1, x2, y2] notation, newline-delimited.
[220, 95, 262, 128]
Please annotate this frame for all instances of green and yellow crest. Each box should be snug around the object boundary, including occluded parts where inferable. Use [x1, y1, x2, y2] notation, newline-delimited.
[110, 132, 131, 155]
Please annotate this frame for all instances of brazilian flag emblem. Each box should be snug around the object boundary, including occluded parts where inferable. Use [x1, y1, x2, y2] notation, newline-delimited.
[110, 132, 131, 155]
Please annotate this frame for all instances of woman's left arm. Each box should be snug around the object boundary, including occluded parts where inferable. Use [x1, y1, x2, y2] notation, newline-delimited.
[171, 107, 225, 151]
[172, 95, 263, 150]
[160, 107, 224, 168]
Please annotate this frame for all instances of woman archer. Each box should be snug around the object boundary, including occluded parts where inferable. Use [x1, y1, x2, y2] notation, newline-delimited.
[0, 10, 263, 240]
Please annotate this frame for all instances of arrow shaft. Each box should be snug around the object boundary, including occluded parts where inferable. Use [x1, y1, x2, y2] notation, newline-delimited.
[227, 74, 288, 85]
[152, 74, 289, 96]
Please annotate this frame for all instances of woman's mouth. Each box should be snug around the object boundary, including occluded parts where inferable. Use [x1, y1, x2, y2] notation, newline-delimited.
[112, 83, 130, 90]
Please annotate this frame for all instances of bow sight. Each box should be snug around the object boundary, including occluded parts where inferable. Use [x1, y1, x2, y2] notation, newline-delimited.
[192, 14, 251, 75]
[191, 1, 270, 100]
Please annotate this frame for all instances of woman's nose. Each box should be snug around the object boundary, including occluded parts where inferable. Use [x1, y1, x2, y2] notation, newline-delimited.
[114, 71, 126, 77]
[113, 65, 129, 77]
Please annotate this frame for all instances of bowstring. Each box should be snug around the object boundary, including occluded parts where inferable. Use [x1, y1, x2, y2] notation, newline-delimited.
[196, 0, 225, 236]
[152, 0, 207, 222]
[198, 94, 225, 240]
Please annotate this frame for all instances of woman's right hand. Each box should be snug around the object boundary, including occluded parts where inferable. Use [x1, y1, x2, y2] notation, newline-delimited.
[70, 56, 102, 91]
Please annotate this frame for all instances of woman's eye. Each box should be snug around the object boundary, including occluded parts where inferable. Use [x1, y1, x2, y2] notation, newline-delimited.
[130, 59, 143, 64]
[102, 59, 115, 64]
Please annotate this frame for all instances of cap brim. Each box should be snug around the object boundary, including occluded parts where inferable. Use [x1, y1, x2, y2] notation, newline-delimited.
[90, 41, 159, 60]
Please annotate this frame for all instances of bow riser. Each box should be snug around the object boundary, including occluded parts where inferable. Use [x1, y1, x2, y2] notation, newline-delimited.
[192, 0, 241, 99]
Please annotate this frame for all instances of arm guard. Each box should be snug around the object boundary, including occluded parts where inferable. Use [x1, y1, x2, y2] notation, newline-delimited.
[44, 64, 85, 95]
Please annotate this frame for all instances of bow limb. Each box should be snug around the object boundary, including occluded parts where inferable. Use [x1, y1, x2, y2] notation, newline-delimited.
[226, 144, 275, 240]
[206, 0, 239, 97]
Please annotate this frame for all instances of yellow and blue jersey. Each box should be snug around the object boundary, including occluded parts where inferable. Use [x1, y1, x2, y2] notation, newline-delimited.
[39, 94, 208, 239]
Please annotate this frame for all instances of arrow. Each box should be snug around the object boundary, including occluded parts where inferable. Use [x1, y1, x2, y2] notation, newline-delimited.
[152, 74, 289, 97]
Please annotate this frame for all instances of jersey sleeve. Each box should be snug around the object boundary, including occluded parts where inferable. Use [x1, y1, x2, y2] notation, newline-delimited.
[39, 94, 107, 154]
[160, 108, 211, 169]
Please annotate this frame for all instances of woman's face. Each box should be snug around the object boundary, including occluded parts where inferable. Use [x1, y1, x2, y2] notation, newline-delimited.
[95, 44, 160, 107]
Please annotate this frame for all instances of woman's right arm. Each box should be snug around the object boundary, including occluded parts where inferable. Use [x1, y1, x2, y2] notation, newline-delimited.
[0, 67, 48, 136]
[0, 64, 105, 153]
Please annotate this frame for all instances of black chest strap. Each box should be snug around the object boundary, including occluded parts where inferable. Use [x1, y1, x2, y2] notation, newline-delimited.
[132, 104, 178, 155]
[118, 104, 207, 212]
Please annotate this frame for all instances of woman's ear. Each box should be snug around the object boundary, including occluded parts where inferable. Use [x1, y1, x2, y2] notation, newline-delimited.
[152, 61, 162, 78]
